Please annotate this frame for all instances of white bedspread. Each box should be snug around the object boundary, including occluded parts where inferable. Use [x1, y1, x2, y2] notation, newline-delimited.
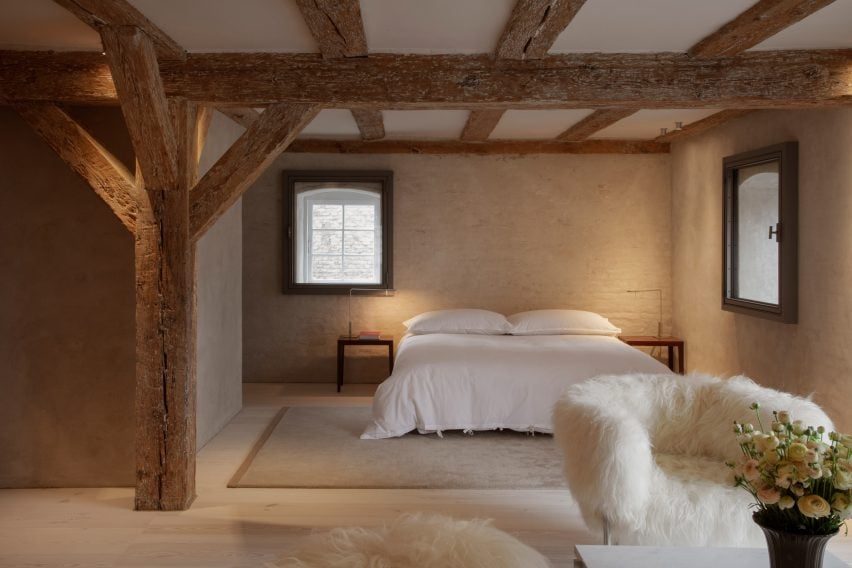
[361, 333, 671, 439]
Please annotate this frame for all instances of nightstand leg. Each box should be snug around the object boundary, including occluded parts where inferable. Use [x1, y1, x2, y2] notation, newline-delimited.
[678, 345, 685, 374]
[667, 345, 675, 372]
[337, 343, 344, 393]
[388, 344, 394, 374]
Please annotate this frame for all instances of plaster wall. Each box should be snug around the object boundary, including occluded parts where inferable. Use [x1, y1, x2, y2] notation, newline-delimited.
[243, 153, 673, 382]
[196, 112, 244, 448]
[671, 108, 852, 432]
[0, 107, 136, 487]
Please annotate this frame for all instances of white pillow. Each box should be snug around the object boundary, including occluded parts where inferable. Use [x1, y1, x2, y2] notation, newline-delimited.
[508, 309, 621, 336]
[403, 309, 511, 335]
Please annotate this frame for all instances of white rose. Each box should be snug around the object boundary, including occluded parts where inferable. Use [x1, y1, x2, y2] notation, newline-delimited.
[792, 421, 806, 435]
[831, 492, 850, 514]
[835, 468, 852, 490]
[797, 495, 831, 518]
[777, 411, 791, 424]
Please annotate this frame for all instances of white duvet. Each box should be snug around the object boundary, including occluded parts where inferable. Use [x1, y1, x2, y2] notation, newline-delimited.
[361, 333, 671, 439]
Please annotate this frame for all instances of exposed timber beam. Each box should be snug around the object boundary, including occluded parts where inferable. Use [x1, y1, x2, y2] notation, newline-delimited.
[1, 50, 849, 108]
[690, 0, 837, 58]
[556, 109, 638, 141]
[217, 106, 261, 129]
[496, 0, 587, 59]
[461, 109, 506, 141]
[100, 26, 177, 190]
[190, 103, 320, 240]
[294, 0, 367, 58]
[463, 0, 587, 142]
[13, 102, 142, 233]
[655, 109, 757, 142]
[287, 138, 669, 155]
[195, 105, 213, 164]
[52, 0, 185, 60]
[350, 109, 385, 140]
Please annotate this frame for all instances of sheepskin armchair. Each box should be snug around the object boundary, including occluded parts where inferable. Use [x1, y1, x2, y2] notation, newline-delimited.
[554, 373, 834, 547]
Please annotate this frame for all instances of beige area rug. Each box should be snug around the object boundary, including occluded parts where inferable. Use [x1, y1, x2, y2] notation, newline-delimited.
[229, 407, 567, 489]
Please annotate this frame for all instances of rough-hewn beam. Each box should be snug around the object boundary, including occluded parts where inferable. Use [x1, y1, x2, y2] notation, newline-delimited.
[191, 103, 320, 239]
[195, 105, 213, 164]
[655, 109, 756, 142]
[13, 102, 141, 232]
[496, 0, 587, 59]
[350, 109, 385, 140]
[295, 0, 367, 58]
[460, 109, 505, 141]
[690, 0, 837, 58]
[217, 106, 261, 129]
[556, 109, 637, 141]
[288, 138, 668, 155]
[100, 26, 177, 190]
[1, 50, 850, 109]
[52, 0, 185, 60]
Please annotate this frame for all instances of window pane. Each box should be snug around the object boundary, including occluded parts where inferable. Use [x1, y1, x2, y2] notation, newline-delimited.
[311, 230, 342, 254]
[736, 162, 779, 304]
[344, 255, 376, 281]
[312, 204, 343, 229]
[344, 205, 375, 230]
[344, 230, 375, 255]
[311, 255, 343, 281]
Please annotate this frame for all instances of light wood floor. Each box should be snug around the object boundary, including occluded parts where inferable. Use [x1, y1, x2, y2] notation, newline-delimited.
[1, 383, 849, 567]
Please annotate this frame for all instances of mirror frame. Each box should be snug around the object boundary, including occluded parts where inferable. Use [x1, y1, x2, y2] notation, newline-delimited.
[722, 142, 798, 323]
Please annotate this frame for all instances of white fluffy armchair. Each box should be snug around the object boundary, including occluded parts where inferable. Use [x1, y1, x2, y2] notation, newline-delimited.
[554, 373, 834, 547]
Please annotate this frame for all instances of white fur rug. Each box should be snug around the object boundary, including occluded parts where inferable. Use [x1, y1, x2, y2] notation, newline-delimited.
[276, 513, 551, 568]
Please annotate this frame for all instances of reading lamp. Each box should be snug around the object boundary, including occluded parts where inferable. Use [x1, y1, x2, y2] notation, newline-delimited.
[348, 287, 394, 339]
[627, 288, 663, 338]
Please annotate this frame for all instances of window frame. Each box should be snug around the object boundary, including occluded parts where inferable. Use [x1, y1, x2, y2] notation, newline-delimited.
[721, 142, 798, 323]
[283, 170, 393, 295]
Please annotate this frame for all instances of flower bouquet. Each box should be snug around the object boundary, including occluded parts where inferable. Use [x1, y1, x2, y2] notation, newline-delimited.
[728, 403, 849, 567]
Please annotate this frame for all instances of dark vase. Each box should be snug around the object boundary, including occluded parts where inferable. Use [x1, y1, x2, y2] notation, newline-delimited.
[754, 515, 838, 568]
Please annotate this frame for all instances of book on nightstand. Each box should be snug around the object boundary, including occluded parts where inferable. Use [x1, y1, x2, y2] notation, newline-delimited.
[357, 331, 382, 340]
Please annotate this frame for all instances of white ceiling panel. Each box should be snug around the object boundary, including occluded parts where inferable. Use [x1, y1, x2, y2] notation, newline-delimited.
[750, 1, 852, 50]
[129, 0, 318, 53]
[489, 109, 595, 139]
[0, 0, 101, 51]
[550, 0, 754, 53]
[383, 110, 469, 139]
[361, 0, 515, 54]
[298, 109, 362, 139]
[591, 109, 723, 140]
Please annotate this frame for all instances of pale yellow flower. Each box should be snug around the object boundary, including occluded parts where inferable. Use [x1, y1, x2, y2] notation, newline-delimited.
[777, 411, 790, 424]
[832, 493, 850, 513]
[788, 442, 808, 462]
[835, 468, 852, 491]
[797, 495, 831, 518]
[778, 495, 795, 510]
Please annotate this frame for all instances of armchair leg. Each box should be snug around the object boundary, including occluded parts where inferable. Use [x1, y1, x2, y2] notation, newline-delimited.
[602, 516, 612, 546]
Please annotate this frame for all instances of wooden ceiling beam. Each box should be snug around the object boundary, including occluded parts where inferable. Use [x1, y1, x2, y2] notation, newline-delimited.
[655, 109, 757, 142]
[52, 0, 185, 60]
[13, 102, 142, 232]
[350, 109, 385, 140]
[294, 0, 368, 58]
[100, 26, 178, 190]
[461, 109, 506, 141]
[1, 50, 849, 108]
[287, 138, 669, 155]
[556, 109, 638, 141]
[190, 103, 320, 240]
[217, 106, 261, 129]
[690, 0, 837, 58]
[496, 0, 587, 59]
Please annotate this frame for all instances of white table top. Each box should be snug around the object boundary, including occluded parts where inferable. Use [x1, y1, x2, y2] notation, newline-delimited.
[574, 545, 848, 568]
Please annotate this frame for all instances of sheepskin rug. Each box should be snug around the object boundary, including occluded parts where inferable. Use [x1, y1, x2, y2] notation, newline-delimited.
[276, 513, 551, 568]
[553, 373, 834, 548]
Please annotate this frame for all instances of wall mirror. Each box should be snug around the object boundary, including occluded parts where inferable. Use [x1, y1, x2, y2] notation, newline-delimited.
[722, 142, 797, 322]
[284, 170, 393, 294]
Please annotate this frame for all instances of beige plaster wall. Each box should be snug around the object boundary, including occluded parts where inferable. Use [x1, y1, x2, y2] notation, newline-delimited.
[671, 108, 852, 432]
[0, 107, 136, 487]
[196, 112, 245, 449]
[243, 153, 673, 382]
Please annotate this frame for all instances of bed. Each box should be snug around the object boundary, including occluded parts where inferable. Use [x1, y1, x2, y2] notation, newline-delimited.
[361, 330, 672, 440]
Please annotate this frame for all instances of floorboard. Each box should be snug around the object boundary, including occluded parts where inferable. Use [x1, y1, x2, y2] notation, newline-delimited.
[0, 383, 849, 567]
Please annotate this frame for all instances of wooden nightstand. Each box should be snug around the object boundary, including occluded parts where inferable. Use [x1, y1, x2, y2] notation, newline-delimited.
[336, 335, 394, 392]
[619, 335, 685, 374]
